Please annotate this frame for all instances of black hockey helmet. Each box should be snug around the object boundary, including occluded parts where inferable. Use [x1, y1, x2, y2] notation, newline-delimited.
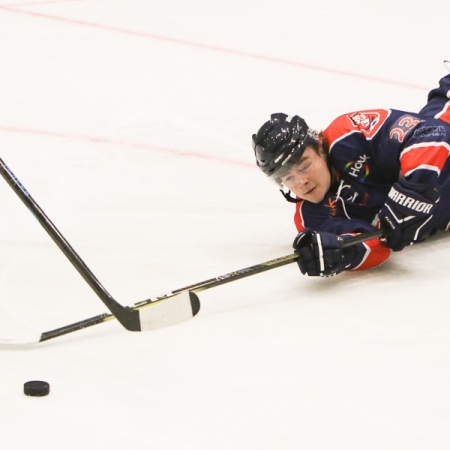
[252, 113, 318, 182]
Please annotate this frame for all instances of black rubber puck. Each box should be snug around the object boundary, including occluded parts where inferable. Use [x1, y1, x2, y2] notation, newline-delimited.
[24, 380, 50, 397]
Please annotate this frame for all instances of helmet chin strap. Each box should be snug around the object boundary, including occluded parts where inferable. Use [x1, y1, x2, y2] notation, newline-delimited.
[279, 189, 302, 203]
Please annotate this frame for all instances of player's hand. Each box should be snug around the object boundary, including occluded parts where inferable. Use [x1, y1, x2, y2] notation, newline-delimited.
[293, 229, 356, 277]
[377, 181, 439, 251]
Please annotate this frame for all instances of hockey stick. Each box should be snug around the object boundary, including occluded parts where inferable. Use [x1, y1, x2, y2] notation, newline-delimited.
[0, 174, 385, 346]
[0, 158, 201, 337]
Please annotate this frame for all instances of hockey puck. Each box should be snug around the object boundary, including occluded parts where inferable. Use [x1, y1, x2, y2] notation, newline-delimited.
[24, 380, 50, 397]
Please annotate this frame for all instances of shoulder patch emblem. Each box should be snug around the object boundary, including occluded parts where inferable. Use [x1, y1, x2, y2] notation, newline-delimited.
[346, 111, 386, 138]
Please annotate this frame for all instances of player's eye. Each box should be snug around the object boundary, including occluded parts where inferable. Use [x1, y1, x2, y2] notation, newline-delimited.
[298, 163, 311, 174]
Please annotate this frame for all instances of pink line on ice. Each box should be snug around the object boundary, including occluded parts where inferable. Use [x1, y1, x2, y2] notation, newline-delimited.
[0, 125, 255, 168]
[0, 4, 428, 91]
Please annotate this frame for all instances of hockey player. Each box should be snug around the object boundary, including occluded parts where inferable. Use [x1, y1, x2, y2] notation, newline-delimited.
[252, 67, 450, 277]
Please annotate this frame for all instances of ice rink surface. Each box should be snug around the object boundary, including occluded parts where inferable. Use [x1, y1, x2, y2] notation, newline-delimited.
[1, 0, 449, 448]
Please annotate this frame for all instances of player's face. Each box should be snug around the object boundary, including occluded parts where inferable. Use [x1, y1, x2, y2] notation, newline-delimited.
[280, 147, 331, 203]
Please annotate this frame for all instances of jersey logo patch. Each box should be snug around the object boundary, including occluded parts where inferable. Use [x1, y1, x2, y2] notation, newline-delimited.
[344, 154, 370, 181]
[346, 111, 384, 138]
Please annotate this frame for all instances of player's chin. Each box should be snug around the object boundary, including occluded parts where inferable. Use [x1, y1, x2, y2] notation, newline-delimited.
[304, 187, 326, 204]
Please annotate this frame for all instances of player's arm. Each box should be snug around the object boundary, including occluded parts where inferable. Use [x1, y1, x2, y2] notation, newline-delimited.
[418, 73, 450, 122]
[377, 118, 448, 251]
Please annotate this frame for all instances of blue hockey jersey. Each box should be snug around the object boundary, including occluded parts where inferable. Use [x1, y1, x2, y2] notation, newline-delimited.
[293, 73, 450, 271]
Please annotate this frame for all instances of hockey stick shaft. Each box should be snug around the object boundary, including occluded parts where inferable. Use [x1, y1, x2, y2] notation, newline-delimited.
[0, 159, 140, 331]
[165, 228, 386, 295]
[34, 228, 384, 343]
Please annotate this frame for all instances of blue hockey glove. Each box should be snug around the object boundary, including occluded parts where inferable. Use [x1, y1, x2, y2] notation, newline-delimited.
[377, 181, 439, 252]
[293, 229, 357, 277]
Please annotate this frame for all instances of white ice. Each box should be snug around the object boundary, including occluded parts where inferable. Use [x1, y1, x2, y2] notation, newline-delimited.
[1, 1, 449, 449]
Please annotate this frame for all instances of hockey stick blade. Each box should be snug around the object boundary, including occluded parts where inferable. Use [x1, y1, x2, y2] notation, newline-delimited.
[0, 291, 200, 346]
[138, 290, 200, 331]
[0, 228, 384, 345]
[0, 159, 200, 336]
